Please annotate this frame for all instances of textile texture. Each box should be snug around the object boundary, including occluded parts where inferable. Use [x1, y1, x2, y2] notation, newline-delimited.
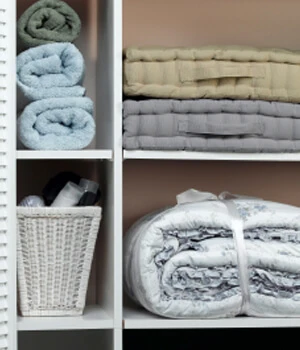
[124, 46, 300, 102]
[124, 199, 300, 318]
[123, 99, 300, 152]
[17, 0, 81, 48]
[17, 43, 85, 101]
[18, 97, 95, 150]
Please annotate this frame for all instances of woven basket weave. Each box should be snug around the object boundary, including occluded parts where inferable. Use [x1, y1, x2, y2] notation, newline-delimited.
[17, 206, 102, 316]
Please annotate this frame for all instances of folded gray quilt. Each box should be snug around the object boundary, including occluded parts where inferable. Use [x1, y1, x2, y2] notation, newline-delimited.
[123, 99, 300, 152]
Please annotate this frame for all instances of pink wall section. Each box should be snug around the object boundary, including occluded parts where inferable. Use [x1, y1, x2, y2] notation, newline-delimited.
[123, 0, 300, 233]
[123, 0, 300, 49]
[123, 161, 300, 232]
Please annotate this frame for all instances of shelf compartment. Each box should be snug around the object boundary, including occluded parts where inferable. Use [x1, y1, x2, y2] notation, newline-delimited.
[17, 305, 113, 331]
[123, 150, 300, 162]
[17, 150, 113, 160]
[123, 305, 300, 329]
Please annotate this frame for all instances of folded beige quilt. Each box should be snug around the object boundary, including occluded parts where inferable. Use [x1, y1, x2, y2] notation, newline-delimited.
[124, 46, 300, 102]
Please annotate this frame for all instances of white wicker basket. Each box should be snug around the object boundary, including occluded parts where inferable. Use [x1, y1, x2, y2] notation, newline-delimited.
[17, 206, 102, 316]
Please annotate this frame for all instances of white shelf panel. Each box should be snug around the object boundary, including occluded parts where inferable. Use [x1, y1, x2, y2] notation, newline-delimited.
[124, 150, 300, 162]
[17, 150, 113, 160]
[124, 306, 300, 329]
[17, 306, 113, 331]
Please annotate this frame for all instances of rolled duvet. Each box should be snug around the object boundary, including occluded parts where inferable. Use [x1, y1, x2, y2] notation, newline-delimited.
[124, 193, 300, 318]
[18, 97, 95, 150]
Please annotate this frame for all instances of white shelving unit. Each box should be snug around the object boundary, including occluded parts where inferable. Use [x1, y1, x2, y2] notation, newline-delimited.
[2, 0, 300, 350]
[121, 0, 300, 347]
[13, 0, 122, 349]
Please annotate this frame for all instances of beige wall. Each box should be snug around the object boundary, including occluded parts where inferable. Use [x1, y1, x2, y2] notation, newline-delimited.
[123, 0, 300, 232]
[123, 0, 300, 49]
[123, 161, 300, 232]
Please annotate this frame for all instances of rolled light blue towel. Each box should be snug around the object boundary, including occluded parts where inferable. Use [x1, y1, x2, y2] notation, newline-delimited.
[18, 97, 95, 150]
[17, 42, 85, 100]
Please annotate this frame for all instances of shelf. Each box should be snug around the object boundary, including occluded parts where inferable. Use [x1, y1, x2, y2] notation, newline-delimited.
[17, 306, 113, 331]
[16, 150, 113, 160]
[123, 150, 300, 162]
[123, 306, 300, 329]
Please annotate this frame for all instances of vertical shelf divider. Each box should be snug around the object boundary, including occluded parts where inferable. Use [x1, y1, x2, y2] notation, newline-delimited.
[113, 0, 124, 332]
[96, 0, 123, 338]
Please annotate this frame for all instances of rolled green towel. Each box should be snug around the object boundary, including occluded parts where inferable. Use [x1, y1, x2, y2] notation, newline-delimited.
[17, 0, 81, 48]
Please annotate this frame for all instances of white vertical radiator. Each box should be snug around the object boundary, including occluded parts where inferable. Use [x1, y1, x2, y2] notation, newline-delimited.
[0, 0, 16, 349]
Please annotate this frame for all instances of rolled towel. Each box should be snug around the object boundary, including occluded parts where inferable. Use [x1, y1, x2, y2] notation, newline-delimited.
[17, 43, 85, 101]
[17, 0, 81, 48]
[18, 97, 95, 150]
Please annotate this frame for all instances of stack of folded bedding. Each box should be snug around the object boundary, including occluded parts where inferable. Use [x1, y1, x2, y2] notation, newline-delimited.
[123, 46, 300, 152]
[124, 190, 300, 318]
[16, 0, 95, 150]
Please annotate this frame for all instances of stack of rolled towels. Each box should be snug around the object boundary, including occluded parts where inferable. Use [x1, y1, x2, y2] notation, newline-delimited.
[123, 46, 300, 152]
[17, 0, 95, 150]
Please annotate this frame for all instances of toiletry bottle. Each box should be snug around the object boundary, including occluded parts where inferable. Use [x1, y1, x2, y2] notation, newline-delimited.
[51, 182, 84, 207]
[78, 178, 100, 206]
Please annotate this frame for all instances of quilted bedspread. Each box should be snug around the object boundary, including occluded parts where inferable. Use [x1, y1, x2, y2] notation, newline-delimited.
[124, 193, 300, 318]
[123, 99, 300, 152]
[124, 46, 300, 102]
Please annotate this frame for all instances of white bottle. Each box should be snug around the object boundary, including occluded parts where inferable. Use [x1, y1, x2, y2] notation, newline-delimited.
[51, 182, 84, 207]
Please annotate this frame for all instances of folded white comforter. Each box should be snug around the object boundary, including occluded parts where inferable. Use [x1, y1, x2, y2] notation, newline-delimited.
[124, 195, 300, 318]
